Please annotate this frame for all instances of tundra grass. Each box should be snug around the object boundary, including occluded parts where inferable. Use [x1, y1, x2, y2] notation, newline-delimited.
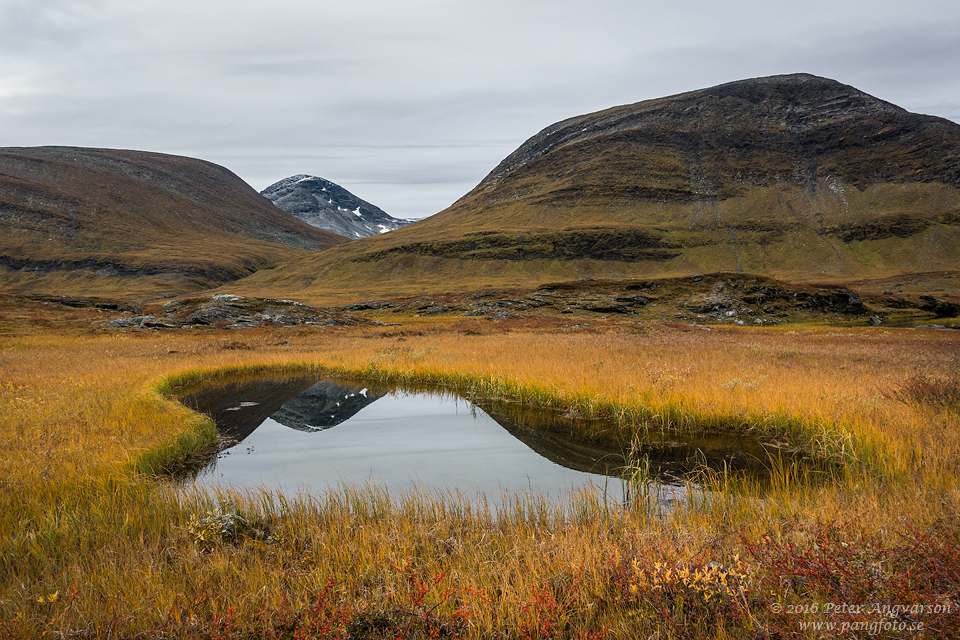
[1, 310, 959, 638]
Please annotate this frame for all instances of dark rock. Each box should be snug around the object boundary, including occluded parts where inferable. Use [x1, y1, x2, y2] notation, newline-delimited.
[581, 301, 630, 314]
[523, 295, 550, 307]
[484, 311, 523, 320]
[102, 295, 355, 330]
[602, 305, 631, 314]
[345, 300, 395, 311]
[881, 296, 915, 309]
[933, 302, 960, 317]
[614, 294, 649, 306]
[106, 317, 145, 328]
[918, 295, 960, 317]
[184, 307, 228, 325]
[794, 289, 868, 314]
[141, 320, 179, 329]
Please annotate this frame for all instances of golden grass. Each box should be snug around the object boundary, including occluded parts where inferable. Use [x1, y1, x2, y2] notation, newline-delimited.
[1, 307, 959, 637]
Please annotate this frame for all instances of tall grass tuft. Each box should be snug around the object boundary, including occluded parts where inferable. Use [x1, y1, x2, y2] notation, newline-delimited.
[884, 373, 960, 412]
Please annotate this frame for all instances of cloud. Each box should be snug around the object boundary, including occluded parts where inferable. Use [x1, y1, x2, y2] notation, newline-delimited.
[1, 0, 958, 218]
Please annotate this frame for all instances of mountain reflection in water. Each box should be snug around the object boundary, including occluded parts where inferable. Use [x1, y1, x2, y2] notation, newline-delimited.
[177, 376, 810, 503]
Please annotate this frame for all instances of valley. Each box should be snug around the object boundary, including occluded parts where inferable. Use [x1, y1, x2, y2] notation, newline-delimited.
[1, 74, 958, 638]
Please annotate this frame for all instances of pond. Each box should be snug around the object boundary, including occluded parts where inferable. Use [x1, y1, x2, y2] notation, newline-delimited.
[176, 375, 809, 506]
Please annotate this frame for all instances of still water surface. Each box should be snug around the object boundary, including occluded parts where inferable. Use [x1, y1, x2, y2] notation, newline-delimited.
[178, 376, 802, 505]
[202, 390, 618, 501]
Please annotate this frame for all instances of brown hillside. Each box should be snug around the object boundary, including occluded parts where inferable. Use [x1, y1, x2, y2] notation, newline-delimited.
[0, 147, 348, 300]
[225, 74, 960, 303]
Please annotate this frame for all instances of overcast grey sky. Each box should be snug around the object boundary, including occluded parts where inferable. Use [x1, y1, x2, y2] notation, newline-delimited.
[2, 0, 958, 219]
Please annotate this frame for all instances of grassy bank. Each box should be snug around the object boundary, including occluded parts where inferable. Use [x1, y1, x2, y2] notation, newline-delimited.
[1, 307, 958, 637]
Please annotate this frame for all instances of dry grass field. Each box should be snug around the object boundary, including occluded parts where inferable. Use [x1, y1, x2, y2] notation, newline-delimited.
[1, 297, 958, 638]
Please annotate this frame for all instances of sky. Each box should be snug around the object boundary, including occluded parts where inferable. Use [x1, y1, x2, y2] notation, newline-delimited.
[2, 0, 959, 220]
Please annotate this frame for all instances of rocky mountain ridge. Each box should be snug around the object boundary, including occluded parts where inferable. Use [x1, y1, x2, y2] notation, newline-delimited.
[261, 175, 413, 239]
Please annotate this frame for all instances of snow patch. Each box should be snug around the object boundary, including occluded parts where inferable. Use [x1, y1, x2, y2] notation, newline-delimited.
[353, 207, 363, 217]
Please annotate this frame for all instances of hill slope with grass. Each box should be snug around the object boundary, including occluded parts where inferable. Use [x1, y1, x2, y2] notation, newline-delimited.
[227, 74, 960, 303]
[0, 147, 348, 300]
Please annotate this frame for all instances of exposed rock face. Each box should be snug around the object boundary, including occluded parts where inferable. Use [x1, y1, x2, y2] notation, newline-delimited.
[104, 294, 361, 330]
[261, 175, 413, 239]
[327, 274, 881, 324]
[792, 289, 867, 314]
[919, 295, 960, 317]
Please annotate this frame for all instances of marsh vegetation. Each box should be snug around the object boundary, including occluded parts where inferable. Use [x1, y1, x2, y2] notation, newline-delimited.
[1, 302, 958, 638]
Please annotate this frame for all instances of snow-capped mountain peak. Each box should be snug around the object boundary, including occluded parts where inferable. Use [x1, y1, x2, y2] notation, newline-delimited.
[261, 175, 413, 239]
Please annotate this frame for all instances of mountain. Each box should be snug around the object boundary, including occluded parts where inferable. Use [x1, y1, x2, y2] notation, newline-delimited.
[269, 380, 384, 433]
[0, 147, 348, 300]
[178, 378, 384, 443]
[261, 175, 413, 239]
[225, 74, 960, 302]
